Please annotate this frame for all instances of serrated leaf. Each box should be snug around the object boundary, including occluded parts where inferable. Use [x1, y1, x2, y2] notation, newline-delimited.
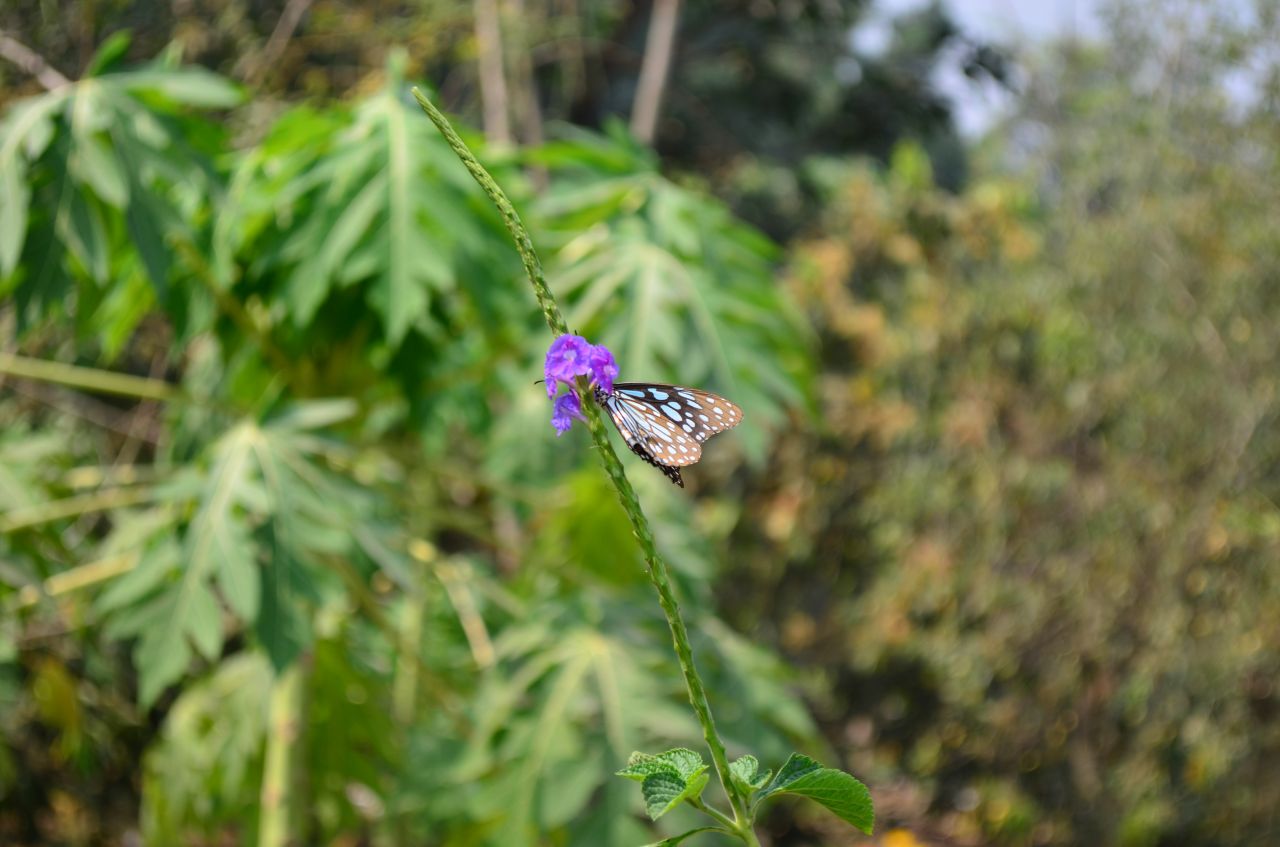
[660, 748, 706, 780]
[758, 753, 874, 835]
[617, 747, 705, 781]
[762, 753, 823, 791]
[729, 754, 771, 792]
[641, 769, 709, 821]
[617, 751, 672, 781]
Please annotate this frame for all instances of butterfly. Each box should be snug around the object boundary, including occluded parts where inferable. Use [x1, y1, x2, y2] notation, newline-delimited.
[593, 383, 743, 487]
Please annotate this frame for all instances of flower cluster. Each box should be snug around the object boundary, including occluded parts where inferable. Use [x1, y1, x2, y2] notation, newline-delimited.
[544, 334, 618, 435]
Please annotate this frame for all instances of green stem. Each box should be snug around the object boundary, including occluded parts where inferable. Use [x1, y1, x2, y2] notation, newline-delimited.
[411, 89, 567, 338]
[15, 551, 138, 608]
[0, 353, 178, 401]
[688, 797, 737, 830]
[258, 661, 305, 847]
[0, 487, 154, 533]
[411, 87, 750, 825]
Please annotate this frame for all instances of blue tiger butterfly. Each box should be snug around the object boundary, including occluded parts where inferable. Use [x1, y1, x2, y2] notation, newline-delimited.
[593, 383, 743, 487]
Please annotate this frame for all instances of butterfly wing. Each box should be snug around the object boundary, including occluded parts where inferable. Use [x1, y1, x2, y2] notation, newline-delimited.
[604, 383, 743, 470]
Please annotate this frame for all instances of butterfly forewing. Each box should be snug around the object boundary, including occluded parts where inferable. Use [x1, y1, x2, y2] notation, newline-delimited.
[600, 383, 743, 472]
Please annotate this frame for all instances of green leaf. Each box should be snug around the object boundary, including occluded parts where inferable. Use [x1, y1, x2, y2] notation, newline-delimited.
[617, 752, 674, 781]
[85, 31, 132, 77]
[72, 133, 130, 209]
[113, 67, 245, 108]
[136, 621, 192, 707]
[729, 754, 771, 793]
[641, 826, 725, 846]
[58, 186, 110, 281]
[256, 545, 312, 671]
[641, 769, 710, 821]
[284, 171, 385, 324]
[0, 151, 29, 277]
[122, 155, 173, 300]
[762, 752, 822, 790]
[0, 88, 68, 165]
[381, 93, 425, 346]
[537, 142, 811, 462]
[185, 580, 223, 661]
[215, 520, 259, 622]
[95, 539, 180, 615]
[617, 748, 705, 781]
[617, 748, 710, 822]
[757, 753, 874, 835]
[265, 399, 358, 433]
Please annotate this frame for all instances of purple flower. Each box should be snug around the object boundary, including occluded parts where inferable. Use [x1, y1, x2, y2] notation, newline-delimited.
[544, 334, 595, 397]
[588, 345, 618, 395]
[543, 334, 619, 433]
[551, 391, 586, 435]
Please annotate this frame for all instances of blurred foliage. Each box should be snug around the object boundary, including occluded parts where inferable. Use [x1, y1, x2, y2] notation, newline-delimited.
[0, 0, 1008, 240]
[0, 37, 812, 847]
[2, 0, 1279, 845]
[729, 3, 1280, 845]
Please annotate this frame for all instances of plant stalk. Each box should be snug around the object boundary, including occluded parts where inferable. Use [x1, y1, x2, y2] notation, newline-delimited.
[411, 87, 751, 826]
[0, 353, 177, 401]
[258, 661, 305, 847]
[0, 487, 154, 534]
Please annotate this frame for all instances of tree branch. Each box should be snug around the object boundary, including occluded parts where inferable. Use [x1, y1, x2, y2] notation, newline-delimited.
[474, 0, 512, 144]
[0, 29, 71, 90]
[233, 0, 315, 86]
[630, 0, 681, 144]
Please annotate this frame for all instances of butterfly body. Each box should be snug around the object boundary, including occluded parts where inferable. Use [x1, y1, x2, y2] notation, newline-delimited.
[594, 382, 743, 487]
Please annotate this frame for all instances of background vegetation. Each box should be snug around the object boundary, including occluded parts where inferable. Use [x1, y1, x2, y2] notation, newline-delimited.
[1, 0, 1277, 844]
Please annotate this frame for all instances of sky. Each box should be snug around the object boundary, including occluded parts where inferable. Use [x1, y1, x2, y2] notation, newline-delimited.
[854, 0, 1108, 135]
[859, 0, 1262, 136]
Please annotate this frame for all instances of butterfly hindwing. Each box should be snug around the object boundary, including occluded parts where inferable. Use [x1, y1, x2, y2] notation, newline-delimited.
[596, 382, 742, 485]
